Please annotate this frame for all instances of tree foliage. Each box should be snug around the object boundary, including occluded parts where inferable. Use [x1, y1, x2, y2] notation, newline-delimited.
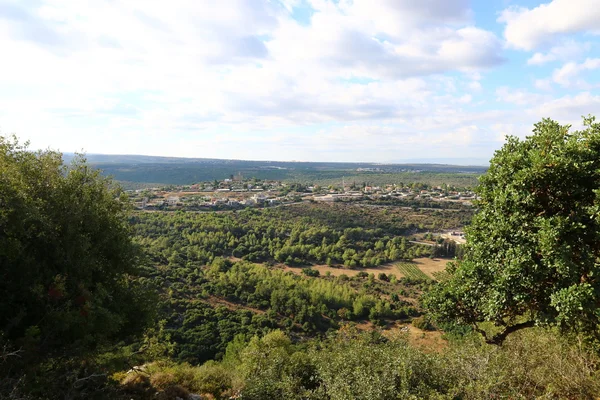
[425, 116, 600, 344]
[0, 136, 154, 363]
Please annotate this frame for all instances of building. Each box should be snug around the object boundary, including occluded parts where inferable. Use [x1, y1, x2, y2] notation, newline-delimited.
[166, 196, 180, 206]
[313, 195, 336, 202]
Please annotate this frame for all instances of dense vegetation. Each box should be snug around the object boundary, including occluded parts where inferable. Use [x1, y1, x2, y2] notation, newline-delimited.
[116, 328, 600, 400]
[426, 116, 600, 346]
[0, 137, 155, 397]
[131, 203, 469, 268]
[129, 203, 459, 365]
[152, 258, 427, 365]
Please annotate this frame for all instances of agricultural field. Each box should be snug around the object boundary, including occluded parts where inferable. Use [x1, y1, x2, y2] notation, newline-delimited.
[413, 258, 451, 279]
[395, 261, 431, 280]
[431, 270, 451, 281]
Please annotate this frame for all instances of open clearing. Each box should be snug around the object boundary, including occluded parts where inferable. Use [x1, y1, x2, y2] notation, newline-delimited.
[411, 257, 451, 279]
[281, 263, 398, 278]
[280, 257, 450, 280]
[354, 321, 446, 351]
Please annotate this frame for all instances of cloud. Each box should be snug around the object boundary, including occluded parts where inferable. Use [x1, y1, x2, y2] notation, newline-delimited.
[534, 79, 553, 91]
[341, 0, 471, 37]
[495, 87, 549, 105]
[0, 1, 78, 51]
[500, 0, 600, 50]
[552, 58, 600, 88]
[531, 92, 600, 121]
[267, 5, 503, 80]
[527, 40, 591, 65]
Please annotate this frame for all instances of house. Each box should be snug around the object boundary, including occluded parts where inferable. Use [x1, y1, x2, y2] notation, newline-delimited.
[166, 196, 180, 206]
[253, 194, 267, 203]
[313, 195, 336, 202]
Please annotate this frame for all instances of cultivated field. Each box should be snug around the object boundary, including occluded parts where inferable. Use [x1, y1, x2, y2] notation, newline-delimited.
[282, 263, 398, 278]
[281, 257, 450, 281]
[396, 261, 431, 280]
[411, 258, 451, 279]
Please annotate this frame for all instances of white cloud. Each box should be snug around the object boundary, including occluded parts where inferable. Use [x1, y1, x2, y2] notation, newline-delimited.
[527, 40, 591, 65]
[534, 79, 553, 91]
[552, 58, 600, 88]
[531, 92, 600, 122]
[500, 0, 600, 50]
[341, 0, 471, 37]
[495, 87, 549, 105]
[266, 2, 502, 80]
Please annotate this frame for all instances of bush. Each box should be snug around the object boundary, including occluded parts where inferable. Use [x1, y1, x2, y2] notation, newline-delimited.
[156, 385, 189, 400]
[302, 268, 320, 277]
[150, 371, 177, 390]
[195, 361, 234, 398]
[412, 316, 435, 331]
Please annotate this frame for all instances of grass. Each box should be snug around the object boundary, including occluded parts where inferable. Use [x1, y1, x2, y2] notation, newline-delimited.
[395, 262, 430, 281]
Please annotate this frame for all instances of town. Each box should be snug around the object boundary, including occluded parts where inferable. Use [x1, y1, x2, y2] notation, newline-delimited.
[127, 173, 477, 211]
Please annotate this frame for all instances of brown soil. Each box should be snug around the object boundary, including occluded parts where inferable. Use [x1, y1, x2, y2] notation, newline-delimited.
[281, 263, 398, 279]
[411, 257, 451, 279]
[400, 324, 446, 352]
[353, 320, 447, 352]
[279, 257, 449, 280]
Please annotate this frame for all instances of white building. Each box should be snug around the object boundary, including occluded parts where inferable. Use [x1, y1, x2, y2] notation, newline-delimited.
[166, 196, 180, 206]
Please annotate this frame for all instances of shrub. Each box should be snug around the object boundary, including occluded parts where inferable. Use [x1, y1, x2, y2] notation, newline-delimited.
[150, 371, 177, 390]
[412, 316, 435, 331]
[195, 361, 234, 398]
[302, 268, 320, 277]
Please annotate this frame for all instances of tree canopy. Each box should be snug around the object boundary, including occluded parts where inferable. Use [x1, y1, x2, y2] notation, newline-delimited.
[0, 136, 154, 361]
[425, 116, 600, 344]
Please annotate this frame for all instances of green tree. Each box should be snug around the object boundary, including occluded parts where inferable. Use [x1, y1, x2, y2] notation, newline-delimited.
[425, 117, 600, 345]
[0, 136, 155, 362]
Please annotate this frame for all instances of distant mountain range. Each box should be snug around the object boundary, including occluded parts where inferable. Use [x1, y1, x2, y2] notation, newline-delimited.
[394, 158, 490, 166]
[64, 153, 489, 167]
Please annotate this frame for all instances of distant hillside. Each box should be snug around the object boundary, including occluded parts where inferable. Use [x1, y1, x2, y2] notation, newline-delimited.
[63, 154, 488, 188]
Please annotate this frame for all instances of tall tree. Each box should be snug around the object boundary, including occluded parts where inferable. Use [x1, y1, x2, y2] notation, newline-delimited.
[0, 136, 154, 359]
[425, 116, 600, 344]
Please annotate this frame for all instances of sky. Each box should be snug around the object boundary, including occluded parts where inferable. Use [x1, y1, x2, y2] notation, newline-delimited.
[0, 0, 599, 163]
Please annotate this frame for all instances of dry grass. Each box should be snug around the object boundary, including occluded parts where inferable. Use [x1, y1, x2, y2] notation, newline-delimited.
[281, 263, 398, 278]
[279, 257, 450, 280]
[411, 258, 450, 279]
[353, 320, 447, 352]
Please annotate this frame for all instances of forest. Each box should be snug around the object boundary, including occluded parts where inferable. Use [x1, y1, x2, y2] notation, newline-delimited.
[127, 202, 469, 365]
[132, 203, 470, 267]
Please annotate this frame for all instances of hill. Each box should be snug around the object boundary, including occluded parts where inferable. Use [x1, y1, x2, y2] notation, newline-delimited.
[62, 154, 488, 188]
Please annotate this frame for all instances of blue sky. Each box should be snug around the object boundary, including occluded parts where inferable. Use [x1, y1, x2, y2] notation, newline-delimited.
[0, 0, 599, 163]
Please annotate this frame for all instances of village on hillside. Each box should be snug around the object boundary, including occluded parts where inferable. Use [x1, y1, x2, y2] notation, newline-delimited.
[126, 173, 477, 211]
